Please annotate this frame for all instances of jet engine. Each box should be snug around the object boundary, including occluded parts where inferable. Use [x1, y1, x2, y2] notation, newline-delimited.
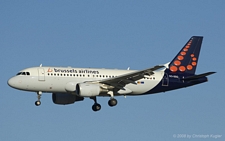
[76, 83, 105, 97]
[52, 93, 84, 105]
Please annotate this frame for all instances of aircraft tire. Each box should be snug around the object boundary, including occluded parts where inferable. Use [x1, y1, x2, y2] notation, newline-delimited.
[35, 101, 41, 106]
[108, 98, 117, 107]
[92, 103, 101, 111]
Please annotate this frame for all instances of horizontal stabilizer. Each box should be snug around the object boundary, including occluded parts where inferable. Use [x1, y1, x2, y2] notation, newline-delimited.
[182, 72, 216, 81]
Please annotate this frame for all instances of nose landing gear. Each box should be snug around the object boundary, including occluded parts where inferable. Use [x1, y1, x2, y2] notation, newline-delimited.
[35, 101, 41, 106]
[35, 91, 42, 106]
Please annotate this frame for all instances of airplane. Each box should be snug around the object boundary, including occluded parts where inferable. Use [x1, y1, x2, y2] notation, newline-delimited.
[8, 36, 215, 111]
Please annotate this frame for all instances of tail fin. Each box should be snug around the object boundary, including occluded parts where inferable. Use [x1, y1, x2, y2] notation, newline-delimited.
[169, 36, 203, 74]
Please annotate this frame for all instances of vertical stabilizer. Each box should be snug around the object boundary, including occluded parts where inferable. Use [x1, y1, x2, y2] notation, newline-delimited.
[169, 36, 203, 75]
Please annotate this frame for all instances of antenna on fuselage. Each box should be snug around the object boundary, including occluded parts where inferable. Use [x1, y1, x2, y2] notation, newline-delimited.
[127, 67, 130, 70]
[40, 64, 42, 67]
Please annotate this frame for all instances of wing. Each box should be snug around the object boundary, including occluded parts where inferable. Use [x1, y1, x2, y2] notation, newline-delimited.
[98, 65, 164, 89]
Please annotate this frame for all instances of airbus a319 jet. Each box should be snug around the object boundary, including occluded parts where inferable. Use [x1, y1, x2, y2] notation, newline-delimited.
[8, 36, 215, 111]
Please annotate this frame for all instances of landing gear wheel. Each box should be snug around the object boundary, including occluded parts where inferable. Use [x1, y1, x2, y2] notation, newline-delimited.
[35, 101, 41, 106]
[108, 98, 117, 107]
[92, 103, 101, 112]
[35, 91, 42, 106]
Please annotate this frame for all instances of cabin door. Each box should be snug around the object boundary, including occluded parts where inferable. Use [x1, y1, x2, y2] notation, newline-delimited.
[162, 73, 169, 86]
[38, 68, 45, 81]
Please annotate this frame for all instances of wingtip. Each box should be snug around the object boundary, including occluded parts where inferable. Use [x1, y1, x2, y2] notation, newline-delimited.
[209, 72, 216, 75]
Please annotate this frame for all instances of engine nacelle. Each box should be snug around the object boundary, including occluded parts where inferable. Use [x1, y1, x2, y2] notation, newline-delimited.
[52, 93, 84, 105]
[76, 83, 103, 97]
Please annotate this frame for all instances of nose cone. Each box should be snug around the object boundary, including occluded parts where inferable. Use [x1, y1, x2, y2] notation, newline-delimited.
[8, 77, 16, 88]
[8, 76, 29, 91]
[8, 77, 22, 89]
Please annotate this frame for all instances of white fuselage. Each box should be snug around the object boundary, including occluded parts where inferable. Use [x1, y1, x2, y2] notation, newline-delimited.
[8, 66, 164, 96]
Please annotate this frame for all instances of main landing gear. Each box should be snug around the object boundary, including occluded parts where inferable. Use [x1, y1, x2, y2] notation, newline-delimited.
[90, 91, 118, 112]
[108, 98, 117, 107]
[107, 91, 117, 107]
[35, 91, 42, 106]
[91, 97, 101, 112]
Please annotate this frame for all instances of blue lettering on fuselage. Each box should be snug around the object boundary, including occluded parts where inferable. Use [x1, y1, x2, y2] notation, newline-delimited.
[53, 68, 99, 74]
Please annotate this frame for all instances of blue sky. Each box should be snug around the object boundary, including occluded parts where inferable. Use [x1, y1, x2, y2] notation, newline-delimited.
[1, 1, 224, 141]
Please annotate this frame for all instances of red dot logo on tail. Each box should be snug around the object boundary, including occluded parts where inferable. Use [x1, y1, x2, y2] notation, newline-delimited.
[169, 39, 197, 72]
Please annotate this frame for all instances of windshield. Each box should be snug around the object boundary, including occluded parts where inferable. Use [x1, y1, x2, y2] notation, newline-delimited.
[16, 72, 30, 76]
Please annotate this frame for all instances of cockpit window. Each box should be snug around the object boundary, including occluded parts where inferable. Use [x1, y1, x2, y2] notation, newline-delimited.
[16, 72, 30, 76]
[16, 72, 22, 75]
